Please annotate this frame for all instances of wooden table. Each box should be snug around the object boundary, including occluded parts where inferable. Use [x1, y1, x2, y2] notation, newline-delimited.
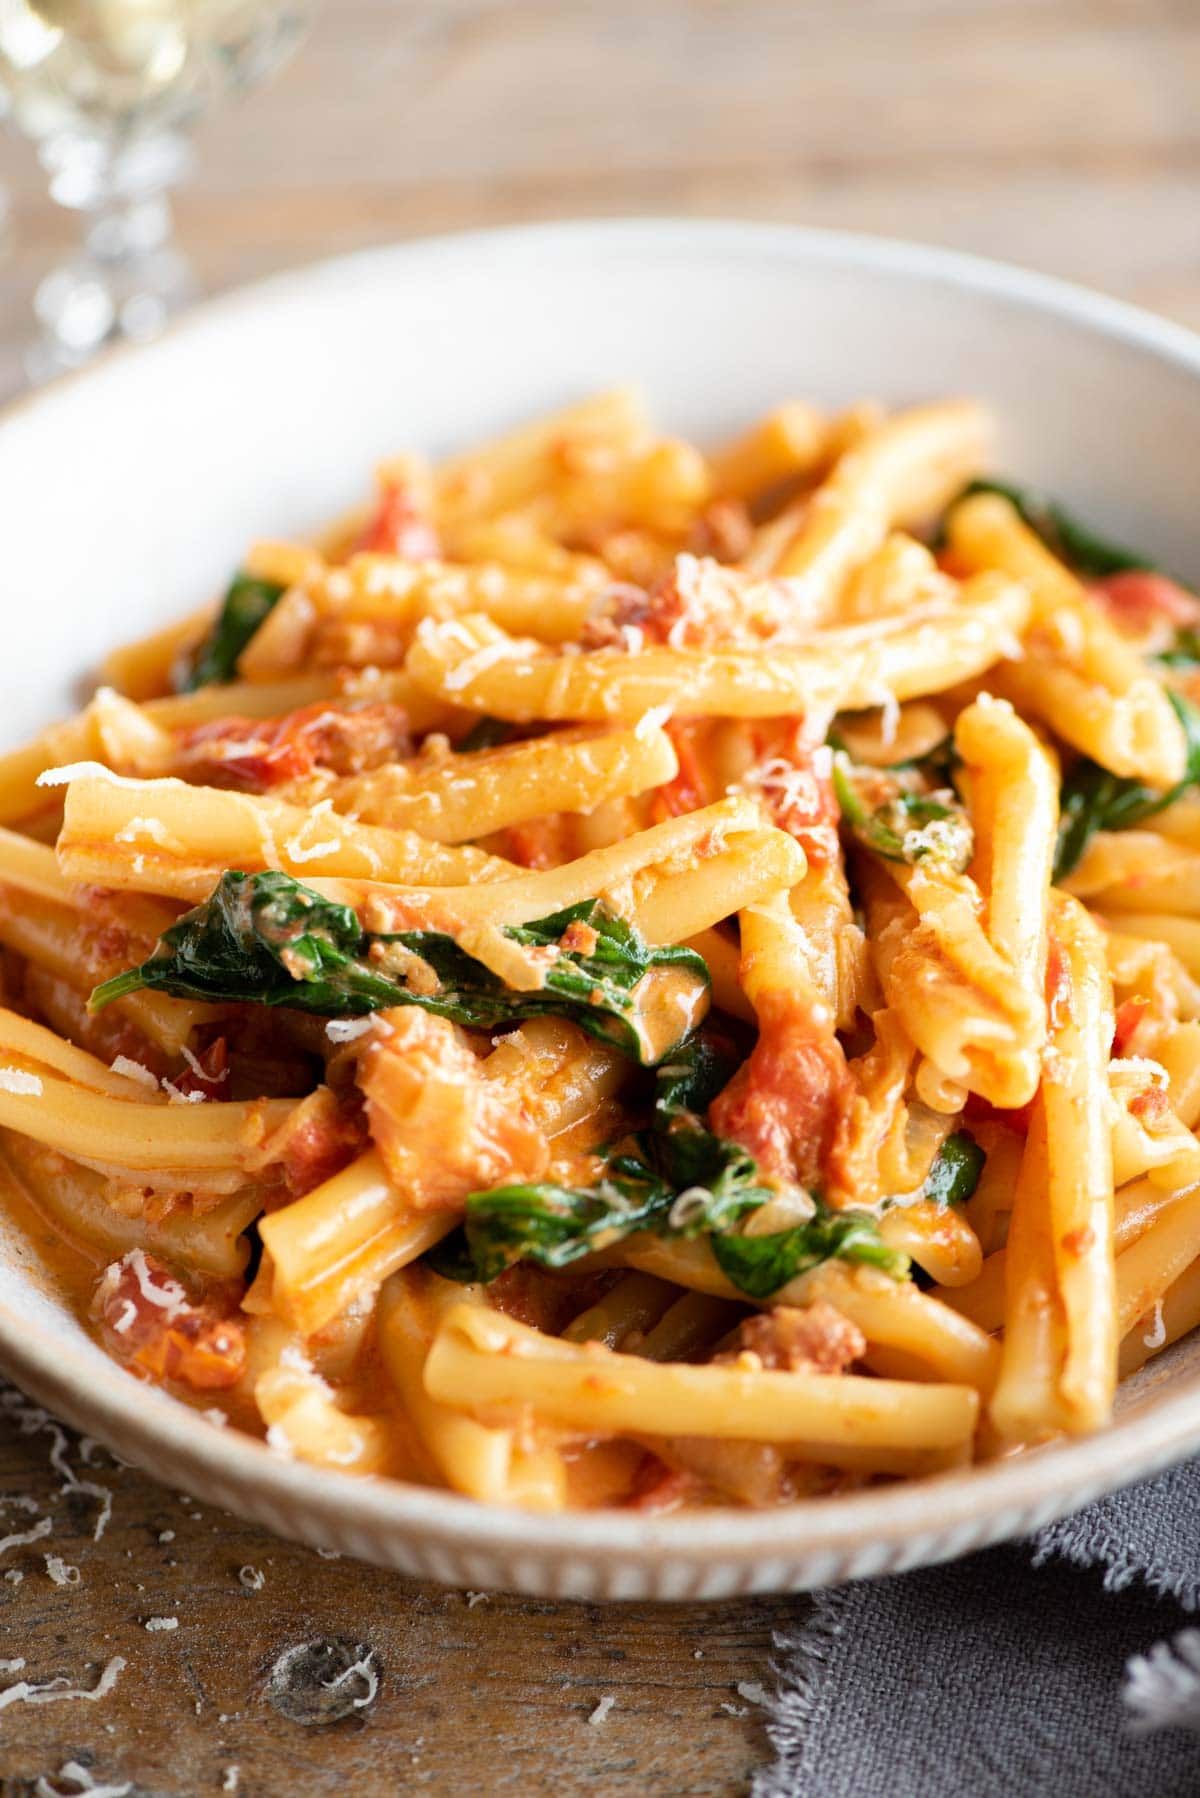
[2, 2, 1199, 1789]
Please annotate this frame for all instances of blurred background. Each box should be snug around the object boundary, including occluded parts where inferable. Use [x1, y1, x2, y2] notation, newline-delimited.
[0, 0, 1197, 394]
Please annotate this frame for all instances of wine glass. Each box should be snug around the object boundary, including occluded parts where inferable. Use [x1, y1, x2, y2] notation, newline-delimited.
[0, 0, 310, 381]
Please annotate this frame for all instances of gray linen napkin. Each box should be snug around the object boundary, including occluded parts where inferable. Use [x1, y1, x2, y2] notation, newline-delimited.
[753, 1460, 1200, 1798]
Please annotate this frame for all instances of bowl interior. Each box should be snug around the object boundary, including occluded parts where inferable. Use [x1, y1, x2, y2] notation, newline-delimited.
[2, 219, 1199, 1594]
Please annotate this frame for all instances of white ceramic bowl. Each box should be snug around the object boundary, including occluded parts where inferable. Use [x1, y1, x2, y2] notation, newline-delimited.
[3, 220, 1200, 1600]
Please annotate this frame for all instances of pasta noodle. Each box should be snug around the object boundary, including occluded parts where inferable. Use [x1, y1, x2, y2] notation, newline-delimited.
[0, 385, 1196, 1512]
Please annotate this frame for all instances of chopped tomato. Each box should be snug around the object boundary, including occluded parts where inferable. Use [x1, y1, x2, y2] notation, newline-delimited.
[355, 478, 440, 561]
[1089, 571, 1200, 637]
[708, 991, 852, 1190]
[1112, 997, 1150, 1058]
[169, 1037, 230, 1101]
[274, 1088, 371, 1198]
[1045, 937, 1074, 1033]
[583, 555, 792, 651]
[623, 1453, 694, 1513]
[746, 723, 839, 865]
[93, 1251, 245, 1391]
[650, 719, 710, 820]
[715, 1301, 865, 1375]
[175, 701, 410, 792]
[360, 1010, 550, 1209]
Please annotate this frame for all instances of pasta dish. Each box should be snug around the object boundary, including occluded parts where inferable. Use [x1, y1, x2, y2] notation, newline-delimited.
[2, 386, 1198, 1511]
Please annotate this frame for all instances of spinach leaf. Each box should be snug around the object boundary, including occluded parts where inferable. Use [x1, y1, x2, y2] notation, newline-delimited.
[88, 870, 708, 1066]
[920, 1131, 984, 1207]
[434, 1030, 907, 1297]
[454, 1167, 676, 1283]
[1055, 689, 1200, 878]
[832, 754, 972, 871]
[1157, 629, 1200, 671]
[960, 479, 1155, 580]
[182, 573, 286, 691]
[456, 716, 520, 752]
[711, 1208, 909, 1301]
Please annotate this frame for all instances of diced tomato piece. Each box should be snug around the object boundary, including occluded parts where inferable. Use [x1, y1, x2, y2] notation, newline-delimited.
[623, 1452, 694, 1514]
[1045, 937, 1074, 1032]
[1089, 572, 1200, 636]
[175, 701, 410, 792]
[1112, 997, 1150, 1057]
[355, 479, 440, 561]
[650, 719, 710, 821]
[169, 1037, 230, 1101]
[276, 1089, 371, 1198]
[708, 991, 852, 1190]
[93, 1250, 245, 1391]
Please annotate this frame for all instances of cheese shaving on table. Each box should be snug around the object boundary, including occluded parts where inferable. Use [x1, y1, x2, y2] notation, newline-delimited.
[322, 1650, 380, 1709]
[43, 1553, 81, 1586]
[0, 1515, 52, 1555]
[144, 1615, 179, 1632]
[588, 1694, 616, 1726]
[33, 1762, 133, 1798]
[0, 1653, 126, 1712]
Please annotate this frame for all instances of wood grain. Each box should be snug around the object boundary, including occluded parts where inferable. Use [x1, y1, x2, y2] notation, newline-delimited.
[0, 2, 1198, 1789]
[0, 1396, 793, 1794]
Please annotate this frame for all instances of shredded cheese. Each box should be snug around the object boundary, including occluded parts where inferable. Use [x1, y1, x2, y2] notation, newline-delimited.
[0, 1515, 52, 1555]
[0, 1067, 43, 1096]
[322, 1649, 380, 1710]
[588, 1694, 616, 1726]
[144, 1616, 179, 1632]
[109, 1056, 160, 1093]
[44, 1553, 81, 1587]
[0, 1653, 126, 1713]
[34, 1762, 132, 1798]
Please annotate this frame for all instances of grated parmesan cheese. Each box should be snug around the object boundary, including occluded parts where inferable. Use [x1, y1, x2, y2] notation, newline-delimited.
[126, 1248, 187, 1318]
[634, 702, 674, 740]
[35, 761, 159, 791]
[0, 1653, 126, 1713]
[238, 1565, 265, 1591]
[588, 1694, 616, 1726]
[43, 1553, 81, 1587]
[325, 1016, 376, 1044]
[109, 1055, 160, 1092]
[161, 1078, 206, 1105]
[144, 1616, 178, 1632]
[0, 1067, 43, 1096]
[465, 1590, 490, 1608]
[33, 1761, 132, 1798]
[221, 1770, 240, 1795]
[1143, 1300, 1167, 1351]
[322, 1650, 380, 1710]
[0, 1515, 52, 1556]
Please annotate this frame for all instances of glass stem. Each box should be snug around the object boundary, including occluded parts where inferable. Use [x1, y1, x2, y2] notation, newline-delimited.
[28, 129, 196, 382]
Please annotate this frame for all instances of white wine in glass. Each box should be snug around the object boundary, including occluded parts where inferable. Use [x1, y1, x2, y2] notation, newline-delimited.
[0, 0, 310, 379]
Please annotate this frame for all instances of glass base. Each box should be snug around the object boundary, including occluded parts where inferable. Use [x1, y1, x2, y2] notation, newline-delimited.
[24, 191, 197, 383]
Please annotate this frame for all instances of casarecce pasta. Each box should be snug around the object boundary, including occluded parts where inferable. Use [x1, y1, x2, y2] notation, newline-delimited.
[3, 386, 1199, 1511]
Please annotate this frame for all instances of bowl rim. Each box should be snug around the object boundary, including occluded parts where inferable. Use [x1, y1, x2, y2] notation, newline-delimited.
[3, 214, 1200, 1569]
